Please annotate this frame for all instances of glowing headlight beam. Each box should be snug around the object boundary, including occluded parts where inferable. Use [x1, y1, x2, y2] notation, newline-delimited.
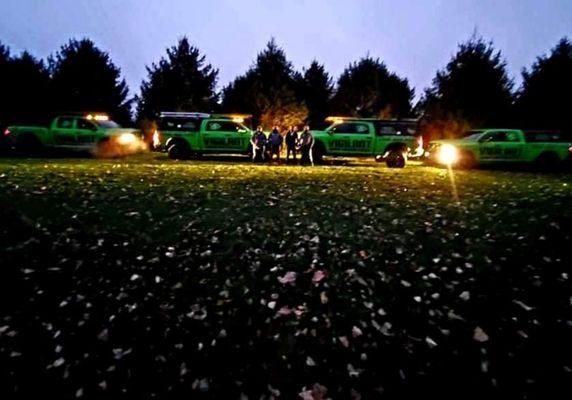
[117, 133, 137, 145]
[437, 144, 459, 165]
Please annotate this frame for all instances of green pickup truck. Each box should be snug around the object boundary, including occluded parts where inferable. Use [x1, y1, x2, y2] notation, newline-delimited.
[153, 112, 253, 159]
[311, 117, 423, 167]
[427, 129, 572, 168]
[5, 114, 143, 156]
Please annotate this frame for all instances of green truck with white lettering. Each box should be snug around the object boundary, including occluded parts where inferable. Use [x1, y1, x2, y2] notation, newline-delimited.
[5, 114, 143, 156]
[153, 112, 253, 159]
[427, 129, 572, 168]
[311, 117, 423, 167]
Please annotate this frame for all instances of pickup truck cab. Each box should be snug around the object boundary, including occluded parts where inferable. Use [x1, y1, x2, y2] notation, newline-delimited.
[5, 114, 142, 156]
[428, 129, 572, 168]
[153, 112, 253, 159]
[311, 117, 423, 167]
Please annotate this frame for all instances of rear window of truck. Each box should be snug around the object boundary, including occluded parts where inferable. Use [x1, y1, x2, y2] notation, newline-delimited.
[524, 131, 571, 142]
[159, 118, 202, 132]
[375, 122, 417, 136]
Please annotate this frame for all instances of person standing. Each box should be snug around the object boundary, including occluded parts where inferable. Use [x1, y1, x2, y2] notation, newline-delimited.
[268, 126, 283, 164]
[298, 125, 315, 166]
[250, 126, 267, 162]
[285, 126, 299, 163]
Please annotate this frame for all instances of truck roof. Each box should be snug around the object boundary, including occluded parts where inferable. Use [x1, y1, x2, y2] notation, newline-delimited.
[159, 112, 252, 120]
[326, 116, 419, 124]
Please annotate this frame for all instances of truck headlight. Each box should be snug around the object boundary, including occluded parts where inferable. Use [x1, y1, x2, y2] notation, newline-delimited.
[118, 133, 137, 145]
[437, 144, 458, 165]
[152, 130, 161, 148]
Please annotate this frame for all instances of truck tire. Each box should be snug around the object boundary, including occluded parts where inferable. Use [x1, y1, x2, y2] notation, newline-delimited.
[168, 140, 191, 160]
[535, 152, 560, 170]
[312, 141, 325, 164]
[16, 134, 43, 156]
[386, 150, 406, 168]
[95, 138, 119, 158]
[458, 150, 476, 169]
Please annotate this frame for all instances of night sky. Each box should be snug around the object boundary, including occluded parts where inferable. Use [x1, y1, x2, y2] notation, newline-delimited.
[1, 0, 570, 100]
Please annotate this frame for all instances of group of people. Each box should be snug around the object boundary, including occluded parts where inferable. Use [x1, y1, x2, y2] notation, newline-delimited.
[250, 125, 315, 165]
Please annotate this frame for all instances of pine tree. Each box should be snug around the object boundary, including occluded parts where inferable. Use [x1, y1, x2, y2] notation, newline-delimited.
[222, 39, 307, 128]
[301, 61, 333, 128]
[333, 57, 413, 119]
[136, 37, 218, 121]
[421, 36, 514, 137]
[50, 39, 132, 125]
[516, 38, 572, 132]
[8, 52, 51, 125]
[0, 42, 11, 129]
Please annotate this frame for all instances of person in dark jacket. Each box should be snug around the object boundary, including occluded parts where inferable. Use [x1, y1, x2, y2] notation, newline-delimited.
[285, 126, 299, 163]
[267, 126, 283, 164]
[298, 125, 315, 166]
[250, 126, 267, 162]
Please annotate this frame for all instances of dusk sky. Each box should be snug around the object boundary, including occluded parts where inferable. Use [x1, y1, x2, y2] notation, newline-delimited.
[1, 0, 571, 101]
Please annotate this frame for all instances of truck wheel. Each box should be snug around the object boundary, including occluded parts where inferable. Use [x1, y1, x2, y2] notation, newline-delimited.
[16, 134, 43, 156]
[535, 152, 560, 170]
[95, 138, 113, 158]
[458, 150, 476, 169]
[168, 142, 190, 160]
[386, 150, 406, 168]
[312, 142, 325, 164]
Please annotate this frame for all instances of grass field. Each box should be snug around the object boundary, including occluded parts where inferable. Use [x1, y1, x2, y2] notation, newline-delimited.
[1, 153, 571, 399]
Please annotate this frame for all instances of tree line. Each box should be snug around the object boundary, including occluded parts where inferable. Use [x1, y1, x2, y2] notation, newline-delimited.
[1, 35, 571, 137]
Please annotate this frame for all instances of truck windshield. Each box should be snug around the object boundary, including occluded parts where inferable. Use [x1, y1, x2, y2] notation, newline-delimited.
[95, 120, 121, 129]
[462, 131, 485, 141]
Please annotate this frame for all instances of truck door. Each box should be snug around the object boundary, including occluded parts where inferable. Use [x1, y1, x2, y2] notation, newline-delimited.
[202, 120, 247, 151]
[52, 117, 77, 147]
[479, 131, 523, 161]
[327, 122, 372, 154]
[502, 131, 524, 160]
[76, 118, 99, 148]
[349, 123, 373, 154]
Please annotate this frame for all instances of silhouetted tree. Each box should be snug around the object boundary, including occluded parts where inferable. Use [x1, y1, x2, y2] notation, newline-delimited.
[516, 38, 572, 132]
[301, 61, 333, 128]
[421, 36, 514, 138]
[8, 52, 51, 125]
[136, 37, 218, 121]
[50, 39, 132, 124]
[222, 39, 307, 128]
[333, 57, 413, 119]
[0, 45, 50, 128]
[0, 42, 11, 129]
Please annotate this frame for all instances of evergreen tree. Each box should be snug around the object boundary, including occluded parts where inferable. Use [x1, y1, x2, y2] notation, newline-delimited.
[222, 39, 307, 128]
[0, 46, 50, 128]
[421, 36, 514, 137]
[8, 52, 51, 125]
[50, 39, 132, 124]
[516, 38, 572, 132]
[301, 61, 333, 128]
[136, 37, 218, 121]
[0, 42, 11, 129]
[333, 57, 413, 118]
